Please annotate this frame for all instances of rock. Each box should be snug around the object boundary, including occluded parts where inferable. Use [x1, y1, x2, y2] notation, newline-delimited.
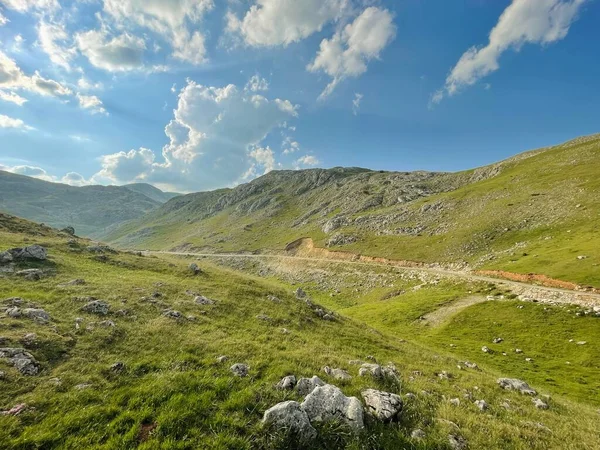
[23, 308, 50, 323]
[359, 363, 383, 379]
[0, 403, 28, 416]
[12, 245, 47, 261]
[405, 393, 416, 400]
[411, 429, 426, 439]
[475, 400, 488, 411]
[463, 361, 478, 369]
[326, 233, 357, 247]
[322, 314, 335, 321]
[82, 300, 110, 315]
[577, 255, 588, 260]
[515, 348, 523, 354]
[482, 346, 490, 353]
[230, 363, 249, 377]
[448, 434, 467, 450]
[301, 384, 364, 430]
[16, 269, 44, 281]
[75, 383, 92, 390]
[295, 288, 307, 299]
[276, 375, 297, 390]
[322, 216, 347, 234]
[497, 378, 537, 395]
[60, 279, 86, 287]
[0, 251, 13, 264]
[0, 348, 40, 375]
[216, 355, 228, 363]
[281, 328, 290, 334]
[256, 314, 271, 322]
[86, 245, 116, 254]
[189, 263, 201, 275]
[267, 295, 281, 303]
[61, 226, 75, 236]
[194, 295, 215, 305]
[262, 401, 317, 442]
[111, 362, 126, 373]
[162, 309, 183, 320]
[21, 333, 37, 346]
[99, 320, 116, 327]
[438, 370, 452, 380]
[533, 398, 549, 409]
[525, 358, 533, 362]
[576, 341, 587, 345]
[361, 389, 403, 422]
[5, 307, 21, 318]
[322, 366, 352, 381]
[493, 337, 503, 344]
[449, 398, 460, 407]
[296, 376, 325, 396]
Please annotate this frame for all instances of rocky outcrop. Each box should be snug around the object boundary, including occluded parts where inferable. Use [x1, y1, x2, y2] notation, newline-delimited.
[81, 300, 110, 315]
[296, 376, 325, 396]
[0, 348, 40, 375]
[301, 384, 364, 430]
[276, 375, 297, 390]
[262, 401, 317, 442]
[497, 378, 537, 395]
[361, 389, 403, 422]
[230, 363, 249, 377]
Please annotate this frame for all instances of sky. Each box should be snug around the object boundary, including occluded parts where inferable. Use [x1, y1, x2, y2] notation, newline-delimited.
[0, 0, 598, 193]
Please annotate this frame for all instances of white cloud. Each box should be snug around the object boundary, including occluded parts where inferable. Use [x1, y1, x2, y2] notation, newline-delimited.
[352, 92, 362, 115]
[94, 77, 299, 191]
[0, 163, 91, 185]
[433, 0, 586, 104]
[0, 12, 8, 26]
[245, 74, 269, 92]
[282, 135, 300, 154]
[0, 114, 32, 130]
[0, 0, 59, 13]
[76, 28, 146, 72]
[308, 7, 396, 98]
[37, 21, 76, 70]
[61, 171, 89, 186]
[0, 90, 27, 105]
[77, 77, 103, 91]
[228, 0, 348, 47]
[77, 93, 107, 115]
[103, 0, 213, 65]
[294, 154, 320, 168]
[170, 83, 177, 93]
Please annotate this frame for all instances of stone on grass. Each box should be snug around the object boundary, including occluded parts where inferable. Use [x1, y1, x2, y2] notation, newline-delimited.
[0, 251, 13, 264]
[82, 300, 110, 315]
[162, 309, 183, 320]
[533, 398, 549, 409]
[231, 363, 249, 377]
[475, 400, 488, 411]
[12, 245, 47, 261]
[411, 429, 426, 439]
[256, 314, 271, 322]
[0, 403, 28, 416]
[497, 378, 537, 395]
[361, 389, 403, 422]
[493, 337, 503, 344]
[296, 376, 325, 396]
[448, 434, 467, 450]
[194, 295, 214, 305]
[189, 263, 201, 275]
[482, 346, 490, 353]
[23, 308, 50, 323]
[262, 401, 317, 442]
[322, 366, 352, 381]
[359, 363, 383, 379]
[295, 288, 307, 299]
[301, 384, 364, 430]
[216, 355, 228, 363]
[16, 269, 44, 281]
[0, 348, 39, 375]
[449, 398, 460, 407]
[276, 375, 297, 390]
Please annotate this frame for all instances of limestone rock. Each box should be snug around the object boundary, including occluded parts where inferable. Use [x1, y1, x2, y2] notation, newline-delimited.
[231, 363, 249, 377]
[82, 300, 110, 315]
[497, 378, 537, 395]
[358, 363, 383, 379]
[301, 384, 364, 430]
[23, 308, 50, 323]
[262, 401, 317, 442]
[276, 375, 297, 390]
[361, 389, 403, 422]
[322, 366, 352, 381]
[296, 376, 325, 396]
[194, 295, 215, 305]
[0, 348, 39, 375]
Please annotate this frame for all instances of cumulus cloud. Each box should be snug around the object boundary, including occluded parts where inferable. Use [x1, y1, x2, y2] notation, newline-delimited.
[94, 78, 300, 191]
[352, 92, 362, 115]
[432, 0, 586, 104]
[0, 90, 27, 105]
[228, 0, 348, 47]
[9, 165, 51, 179]
[308, 7, 396, 98]
[1, 163, 91, 185]
[77, 93, 107, 115]
[0, 12, 8, 26]
[0, 114, 32, 130]
[243, 145, 277, 179]
[245, 74, 269, 92]
[37, 21, 76, 70]
[76, 28, 147, 72]
[294, 155, 319, 168]
[61, 171, 88, 186]
[103, 0, 213, 64]
[0, 0, 58, 13]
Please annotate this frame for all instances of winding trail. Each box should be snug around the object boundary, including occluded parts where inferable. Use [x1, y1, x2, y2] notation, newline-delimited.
[146, 250, 600, 308]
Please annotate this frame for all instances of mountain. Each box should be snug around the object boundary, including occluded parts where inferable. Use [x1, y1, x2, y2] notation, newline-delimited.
[123, 183, 180, 204]
[0, 171, 173, 238]
[1, 213, 599, 449]
[104, 134, 600, 288]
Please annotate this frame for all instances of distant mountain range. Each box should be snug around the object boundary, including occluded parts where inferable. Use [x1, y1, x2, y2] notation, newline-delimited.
[0, 170, 179, 238]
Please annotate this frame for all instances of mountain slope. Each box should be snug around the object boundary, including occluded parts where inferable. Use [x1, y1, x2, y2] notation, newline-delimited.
[0, 171, 171, 238]
[104, 134, 600, 287]
[1, 214, 599, 449]
[123, 183, 180, 203]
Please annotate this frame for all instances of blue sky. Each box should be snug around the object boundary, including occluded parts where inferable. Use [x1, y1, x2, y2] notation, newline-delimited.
[0, 0, 598, 192]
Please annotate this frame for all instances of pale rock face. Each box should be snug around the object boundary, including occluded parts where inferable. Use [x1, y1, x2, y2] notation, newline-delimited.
[300, 384, 364, 430]
[276, 375, 297, 390]
[322, 366, 352, 381]
[361, 389, 403, 422]
[262, 400, 317, 442]
[497, 378, 537, 395]
[230, 363, 249, 377]
[296, 376, 325, 396]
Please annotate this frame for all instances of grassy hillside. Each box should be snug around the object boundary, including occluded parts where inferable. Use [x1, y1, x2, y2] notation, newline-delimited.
[1, 214, 599, 449]
[0, 171, 173, 238]
[124, 183, 180, 204]
[104, 134, 600, 287]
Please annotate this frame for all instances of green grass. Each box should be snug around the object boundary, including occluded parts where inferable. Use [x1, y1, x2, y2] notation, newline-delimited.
[1, 215, 600, 449]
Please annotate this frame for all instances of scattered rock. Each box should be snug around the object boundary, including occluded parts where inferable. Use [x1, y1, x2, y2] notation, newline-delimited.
[99, 320, 116, 327]
[322, 366, 352, 381]
[82, 300, 110, 315]
[194, 295, 215, 305]
[525, 358, 533, 362]
[189, 263, 201, 275]
[74, 383, 92, 390]
[11, 245, 47, 261]
[256, 314, 272, 322]
[0, 348, 39, 375]
[438, 370, 453, 380]
[515, 349, 523, 354]
[301, 384, 364, 430]
[448, 434, 467, 450]
[162, 309, 183, 320]
[497, 378, 537, 395]
[60, 279, 86, 287]
[482, 346, 490, 353]
[276, 375, 297, 390]
[16, 269, 44, 281]
[230, 363, 249, 377]
[533, 398, 549, 410]
[267, 295, 281, 303]
[22, 308, 50, 323]
[21, 333, 37, 346]
[0, 403, 28, 416]
[281, 328, 290, 334]
[216, 355, 228, 364]
[326, 233, 357, 247]
[577, 255, 588, 260]
[449, 398, 460, 407]
[576, 341, 587, 345]
[475, 400, 488, 411]
[411, 429, 426, 439]
[0, 251, 14, 264]
[262, 401, 317, 442]
[111, 362, 126, 373]
[462, 361, 478, 370]
[296, 376, 325, 396]
[361, 389, 403, 422]
[493, 337, 503, 344]
[295, 288, 307, 299]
